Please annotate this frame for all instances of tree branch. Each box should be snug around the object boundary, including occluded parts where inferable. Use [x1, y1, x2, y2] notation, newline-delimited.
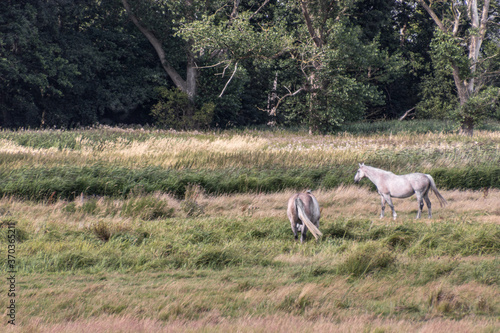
[452, 2, 461, 36]
[270, 86, 305, 115]
[479, 0, 490, 38]
[300, 1, 323, 48]
[398, 107, 415, 121]
[121, 0, 187, 92]
[230, 0, 240, 20]
[418, 0, 446, 32]
[249, 0, 271, 21]
[219, 62, 238, 98]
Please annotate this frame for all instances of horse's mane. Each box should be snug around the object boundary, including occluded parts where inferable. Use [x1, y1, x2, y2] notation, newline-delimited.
[363, 165, 393, 175]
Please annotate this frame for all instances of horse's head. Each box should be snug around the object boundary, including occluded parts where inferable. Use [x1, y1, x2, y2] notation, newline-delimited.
[354, 163, 366, 183]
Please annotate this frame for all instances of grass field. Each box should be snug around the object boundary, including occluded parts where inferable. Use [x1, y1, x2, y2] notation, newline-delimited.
[1, 121, 499, 332]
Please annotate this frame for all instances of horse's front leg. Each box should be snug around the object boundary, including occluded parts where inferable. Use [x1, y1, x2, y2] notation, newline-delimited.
[379, 195, 386, 218]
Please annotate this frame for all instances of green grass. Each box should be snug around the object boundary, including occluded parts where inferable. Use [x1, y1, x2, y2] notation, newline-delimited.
[4, 215, 499, 274]
[1, 205, 499, 330]
[0, 164, 498, 201]
[0, 120, 499, 201]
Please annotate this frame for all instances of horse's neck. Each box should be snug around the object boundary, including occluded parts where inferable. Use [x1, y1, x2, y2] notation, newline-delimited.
[364, 167, 389, 185]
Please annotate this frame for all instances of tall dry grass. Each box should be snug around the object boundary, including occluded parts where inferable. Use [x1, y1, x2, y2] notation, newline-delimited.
[9, 314, 499, 333]
[0, 128, 499, 170]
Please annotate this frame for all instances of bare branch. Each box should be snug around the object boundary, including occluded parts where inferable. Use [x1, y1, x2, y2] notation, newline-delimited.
[398, 107, 415, 121]
[230, 0, 240, 20]
[271, 87, 305, 114]
[452, 2, 461, 36]
[479, 0, 491, 38]
[219, 62, 238, 98]
[300, 1, 323, 48]
[249, 0, 271, 21]
[417, 0, 447, 32]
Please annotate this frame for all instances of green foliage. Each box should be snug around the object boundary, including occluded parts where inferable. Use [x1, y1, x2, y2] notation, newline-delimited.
[0, 0, 497, 130]
[430, 29, 470, 80]
[0, 0, 161, 128]
[178, 10, 292, 61]
[151, 87, 214, 130]
[451, 86, 500, 127]
[417, 72, 458, 120]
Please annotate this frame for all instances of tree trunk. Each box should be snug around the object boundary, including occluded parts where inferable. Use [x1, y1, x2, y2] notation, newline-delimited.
[308, 73, 320, 135]
[121, 0, 197, 102]
[459, 117, 474, 136]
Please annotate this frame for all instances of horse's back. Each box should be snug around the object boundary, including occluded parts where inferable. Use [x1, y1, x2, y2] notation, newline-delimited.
[287, 192, 320, 223]
[403, 173, 431, 192]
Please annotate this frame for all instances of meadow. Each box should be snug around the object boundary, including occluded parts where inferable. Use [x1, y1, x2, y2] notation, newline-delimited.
[1, 120, 499, 332]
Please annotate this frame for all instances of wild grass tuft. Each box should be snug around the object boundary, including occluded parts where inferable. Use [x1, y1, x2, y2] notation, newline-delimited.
[121, 196, 174, 220]
[89, 221, 112, 242]
[337, 241, 396, 277]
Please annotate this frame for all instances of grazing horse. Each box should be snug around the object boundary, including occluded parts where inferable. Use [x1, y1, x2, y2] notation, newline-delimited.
[354, 163, 447, 219]
[287, 190, 323, 243]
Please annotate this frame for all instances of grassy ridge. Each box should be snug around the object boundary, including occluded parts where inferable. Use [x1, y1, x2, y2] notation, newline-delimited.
[0, 121, 499, 201]
[0, 164, 499, 200]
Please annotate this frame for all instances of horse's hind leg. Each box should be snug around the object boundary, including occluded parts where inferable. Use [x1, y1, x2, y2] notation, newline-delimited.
[423, 193, 432, 218]
[290, 219, 299, 240]
[383, 194, 397, 220]
[415, 192, 424, 219]
[300, 225, 308, 243]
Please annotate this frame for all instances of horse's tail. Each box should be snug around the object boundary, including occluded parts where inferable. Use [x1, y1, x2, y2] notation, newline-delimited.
[426, 174, 447, 207]
[295, 197, 323, 240]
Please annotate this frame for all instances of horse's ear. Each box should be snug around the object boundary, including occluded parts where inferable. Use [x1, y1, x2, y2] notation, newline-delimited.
[359, 163, 364, 167]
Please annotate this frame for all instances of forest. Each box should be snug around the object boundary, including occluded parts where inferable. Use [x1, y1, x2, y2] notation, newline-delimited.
[1, 0, 499, 135]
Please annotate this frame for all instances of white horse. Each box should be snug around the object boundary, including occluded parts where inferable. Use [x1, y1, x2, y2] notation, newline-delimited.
[354, 163, 447, 219]
[287, 190, 323, 243]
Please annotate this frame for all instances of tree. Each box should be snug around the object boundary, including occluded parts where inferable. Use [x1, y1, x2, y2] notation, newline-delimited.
[417, 0, 500, 135]
[177, 0, 405, 133]
[0, 0, 159, 127]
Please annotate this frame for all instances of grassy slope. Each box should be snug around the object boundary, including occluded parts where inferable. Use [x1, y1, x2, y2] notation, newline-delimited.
[0, 122, 499, 332]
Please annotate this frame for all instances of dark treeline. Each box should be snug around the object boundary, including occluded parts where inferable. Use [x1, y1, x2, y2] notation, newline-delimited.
[1, 0, 499, 133]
